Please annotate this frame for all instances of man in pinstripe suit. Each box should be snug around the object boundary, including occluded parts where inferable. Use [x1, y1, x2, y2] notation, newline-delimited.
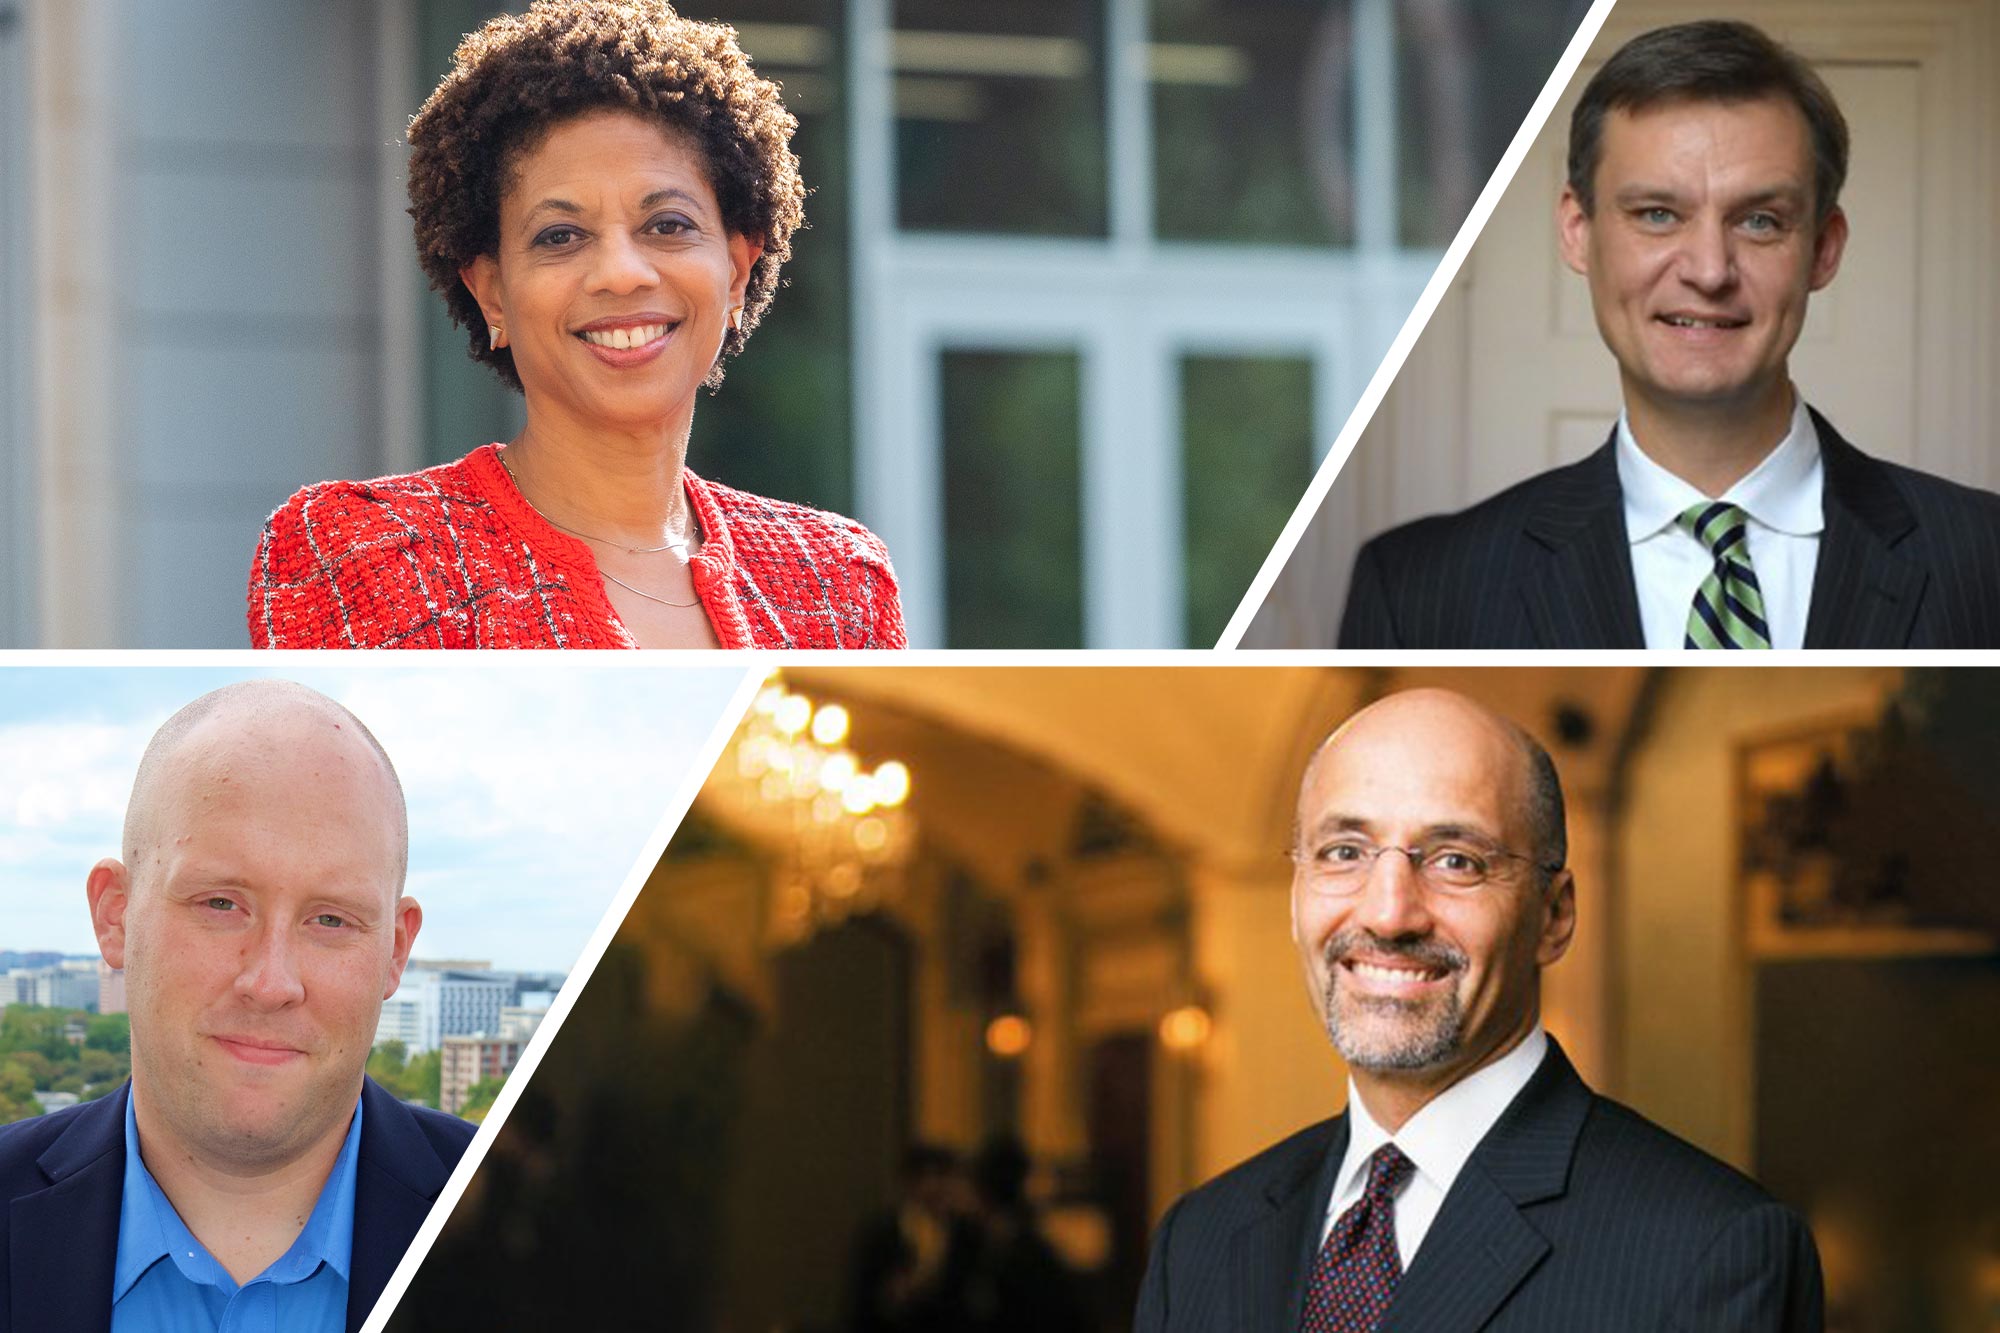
[1339, 21, 2000, 650]
[1135, 690, 1823, 1331]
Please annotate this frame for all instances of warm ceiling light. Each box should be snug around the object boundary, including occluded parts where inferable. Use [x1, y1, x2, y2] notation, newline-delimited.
[773, 693, 813, 737]
[1159, 1005, 1212, 1052]
[811, 703, 850, 745]
[854, 817, 889, 853]
[819, 751, 858, 792]
[715, 680, 916, 946]
[986, 1013, 1032, 1058]
[873, 760, 911, 806]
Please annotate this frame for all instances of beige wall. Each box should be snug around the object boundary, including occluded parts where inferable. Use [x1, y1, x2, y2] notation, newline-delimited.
[1614, 667, 1900, 1168]
[1186, 860, 1340, 1193]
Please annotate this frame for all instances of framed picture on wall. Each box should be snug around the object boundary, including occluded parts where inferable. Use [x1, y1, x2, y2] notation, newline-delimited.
[1737, 706, 2000, 961]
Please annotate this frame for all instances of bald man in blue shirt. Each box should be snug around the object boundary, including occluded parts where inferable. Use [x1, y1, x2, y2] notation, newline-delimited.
[0, 683, 476, 1332]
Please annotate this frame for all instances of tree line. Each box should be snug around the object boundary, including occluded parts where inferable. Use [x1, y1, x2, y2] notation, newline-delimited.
[0, 1005, 131, 1123]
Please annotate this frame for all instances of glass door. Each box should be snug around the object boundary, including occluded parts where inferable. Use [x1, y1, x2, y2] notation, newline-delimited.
[855, 0, 1569, 645]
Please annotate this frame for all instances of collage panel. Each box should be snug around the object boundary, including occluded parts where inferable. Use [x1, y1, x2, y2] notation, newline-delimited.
[0, 662, 753, 1331]
[2, 0, 1595, 650]
[387, 666, 1998, 1331]
[6, 1, 1999, 1331]
[1242, 0, 2000, 649]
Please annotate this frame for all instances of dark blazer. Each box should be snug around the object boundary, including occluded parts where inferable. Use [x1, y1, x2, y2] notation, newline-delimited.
[1135, 1040, 1822, 1332]
[1338, 411, 2000, 648]
[0, 1077, 476, 1333]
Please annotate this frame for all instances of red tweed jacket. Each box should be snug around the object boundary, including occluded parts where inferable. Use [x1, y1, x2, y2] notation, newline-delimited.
[248, 445, 905, 649]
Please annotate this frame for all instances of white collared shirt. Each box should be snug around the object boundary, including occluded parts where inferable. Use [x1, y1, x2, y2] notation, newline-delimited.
[1322, 1026, 1548, 1270]
[1617, 397, 1824, 649]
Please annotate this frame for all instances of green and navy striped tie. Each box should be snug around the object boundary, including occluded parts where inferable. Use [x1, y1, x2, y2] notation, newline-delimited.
[1679, 502, 1771, 649]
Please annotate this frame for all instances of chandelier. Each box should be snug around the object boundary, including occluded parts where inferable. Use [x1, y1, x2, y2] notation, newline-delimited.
[717, 677, 917, 943]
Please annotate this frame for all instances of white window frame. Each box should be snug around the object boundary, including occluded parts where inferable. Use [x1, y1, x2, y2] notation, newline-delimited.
[849, 0, 1438, 647]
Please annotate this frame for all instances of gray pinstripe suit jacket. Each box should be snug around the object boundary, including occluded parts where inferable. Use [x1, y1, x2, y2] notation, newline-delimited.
[1134, 1040, 1822, 1332]
[1338, 411, 2000, 648]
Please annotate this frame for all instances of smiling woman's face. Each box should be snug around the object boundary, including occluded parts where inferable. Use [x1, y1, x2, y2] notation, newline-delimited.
[462, 109, 762, 433]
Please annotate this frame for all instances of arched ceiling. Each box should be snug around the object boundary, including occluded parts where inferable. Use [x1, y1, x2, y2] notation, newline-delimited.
[776, 667, 1651, 879]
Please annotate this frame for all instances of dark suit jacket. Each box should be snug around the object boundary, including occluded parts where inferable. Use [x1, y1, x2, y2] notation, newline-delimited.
[1135, 1040, 1822, 1332]
[0, 1077, 476, 1333]
[1338, 411, 2000, 647]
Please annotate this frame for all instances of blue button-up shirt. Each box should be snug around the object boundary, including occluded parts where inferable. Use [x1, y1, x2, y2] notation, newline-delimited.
[112, 1090, 361, 1333]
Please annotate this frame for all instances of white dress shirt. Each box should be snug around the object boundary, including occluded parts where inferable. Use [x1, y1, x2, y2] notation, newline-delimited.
[1321, 1025, 1548, 1270]
[1617, 397, 1824, 649]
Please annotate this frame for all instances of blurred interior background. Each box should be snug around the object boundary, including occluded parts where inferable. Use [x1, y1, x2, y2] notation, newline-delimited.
[3, 0, 1588, 647]
[394, 666, 2000, 1333]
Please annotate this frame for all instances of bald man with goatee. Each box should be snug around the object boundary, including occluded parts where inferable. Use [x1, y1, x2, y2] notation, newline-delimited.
[0, 681, 475, 1333]
[1136, 689, 1823, 1332]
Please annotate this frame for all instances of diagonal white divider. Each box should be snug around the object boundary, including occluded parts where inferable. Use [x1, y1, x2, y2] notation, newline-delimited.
[1215, 0, 1622, 650]
[360, 662, 769, 1333]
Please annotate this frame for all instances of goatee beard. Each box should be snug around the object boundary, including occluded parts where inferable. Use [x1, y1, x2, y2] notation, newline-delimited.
[1320, 930, 1467, 1071]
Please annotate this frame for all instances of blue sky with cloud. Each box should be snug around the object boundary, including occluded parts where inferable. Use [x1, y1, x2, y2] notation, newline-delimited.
[0, 665, 750, 971]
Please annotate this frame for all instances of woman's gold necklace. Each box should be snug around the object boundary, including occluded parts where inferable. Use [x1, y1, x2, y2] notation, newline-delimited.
[499, 447, 702, 609]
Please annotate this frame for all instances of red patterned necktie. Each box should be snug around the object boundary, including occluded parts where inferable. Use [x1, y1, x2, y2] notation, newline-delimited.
[1300, 1143, 1414, 1333]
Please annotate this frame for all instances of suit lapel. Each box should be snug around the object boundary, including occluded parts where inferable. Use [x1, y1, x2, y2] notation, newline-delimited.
[11, 1084, 128, 1333]
[1381, 1169, 1548, 1332]
[1804, 413, 1926, 647]
[347, 1078, 456, 1333]
[1520, 440, 1646, 648]
[1382, 1041, 1592, 1332]
[1228, 1114, 1347, 1332]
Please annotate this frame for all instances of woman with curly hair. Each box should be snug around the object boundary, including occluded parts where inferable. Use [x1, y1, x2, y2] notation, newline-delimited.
[248, 0, 904, 648]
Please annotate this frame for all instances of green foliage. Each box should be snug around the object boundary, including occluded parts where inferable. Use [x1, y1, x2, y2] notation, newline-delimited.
[5, 1050, 52, 1086]
[413, 1049, 442, 1108]
[941, 351, 1084, 647]
[369, 1040, 410, 1080]
[0, 1004, 133, 1126]
[368, 1041, 442, 1109]
[0, 1061, 35, 1122]
[1180, 355, 1315, 647]
[0, 1006, 71, 1060]
[458, 1077, 507, 1123]
[85, 1013, 131, 1054]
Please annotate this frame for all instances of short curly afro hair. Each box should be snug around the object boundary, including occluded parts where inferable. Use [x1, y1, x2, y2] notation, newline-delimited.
[407, 0, 806, 391]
